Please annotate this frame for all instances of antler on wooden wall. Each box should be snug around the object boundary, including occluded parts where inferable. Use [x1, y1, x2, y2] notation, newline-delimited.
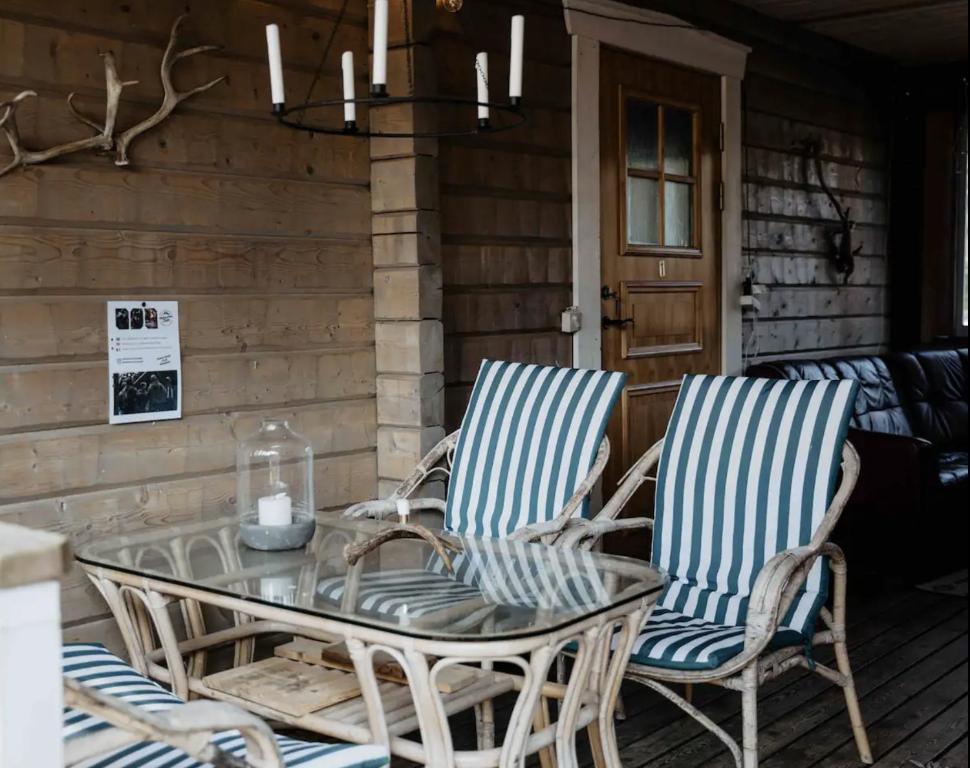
[0, 14, 225, 179]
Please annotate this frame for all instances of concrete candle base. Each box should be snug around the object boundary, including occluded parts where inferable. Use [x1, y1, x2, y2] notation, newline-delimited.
[239, 513, 315, 551]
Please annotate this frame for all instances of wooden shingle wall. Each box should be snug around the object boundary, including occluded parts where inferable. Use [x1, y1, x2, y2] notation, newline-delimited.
[0, 0, 377, 643]
[434, 0, 573, 429]
[742, 70, 891, 363]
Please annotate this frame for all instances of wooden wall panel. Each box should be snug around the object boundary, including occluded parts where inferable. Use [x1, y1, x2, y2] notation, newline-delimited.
[742, 69, 891, 363]
[0, 0, 376, 638]
[435, 0, 572, 429]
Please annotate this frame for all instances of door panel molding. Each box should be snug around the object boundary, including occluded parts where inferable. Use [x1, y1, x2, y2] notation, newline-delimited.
[621, 281, 704, 359]
[565, 0, 749, 375]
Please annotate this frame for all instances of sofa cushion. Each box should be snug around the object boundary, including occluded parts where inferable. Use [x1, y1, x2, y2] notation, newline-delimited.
[746, 356, 911, 436]
[891, 349, 968, 450]
[938, 451, 968, 488]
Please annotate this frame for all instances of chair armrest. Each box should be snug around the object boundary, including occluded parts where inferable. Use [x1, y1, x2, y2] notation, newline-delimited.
[557, 516, 655, 549]
[63, 677, 283, 768]
[344, 497, 447, 520]
[744, 545, 819, 647]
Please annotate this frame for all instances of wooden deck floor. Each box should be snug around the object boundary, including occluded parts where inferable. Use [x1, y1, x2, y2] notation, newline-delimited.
[398, 585, 968, 767]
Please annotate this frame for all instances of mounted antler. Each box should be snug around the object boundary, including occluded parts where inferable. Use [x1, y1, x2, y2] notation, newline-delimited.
[0, 15, 223, 178]
[114, 14, 226, 166]
[800, 138, 860, 283]
[0, 53, 122, 179]
[67, 52, 138, 140]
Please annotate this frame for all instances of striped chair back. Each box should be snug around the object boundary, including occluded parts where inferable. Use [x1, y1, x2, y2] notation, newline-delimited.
[652, 374, 858, 635]
[445, 360, 626, 537]
[440, 537, 611, 612]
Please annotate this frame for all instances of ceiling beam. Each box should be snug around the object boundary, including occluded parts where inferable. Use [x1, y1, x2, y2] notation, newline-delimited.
[792, 0, 964, 25]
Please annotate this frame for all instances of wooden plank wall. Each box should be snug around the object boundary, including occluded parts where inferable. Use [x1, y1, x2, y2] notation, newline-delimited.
[742, 68, 892, 363]
[0, 0, 376, 642]
[433, 0, 892, 424]
[434, 0, 573, 429]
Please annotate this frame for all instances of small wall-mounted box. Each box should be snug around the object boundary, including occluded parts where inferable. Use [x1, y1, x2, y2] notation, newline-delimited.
[561, 306, 582, 333]
[740, 295, 761, 312]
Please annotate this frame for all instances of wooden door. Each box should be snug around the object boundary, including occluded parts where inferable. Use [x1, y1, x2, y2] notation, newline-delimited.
[599, 47, 722, 557]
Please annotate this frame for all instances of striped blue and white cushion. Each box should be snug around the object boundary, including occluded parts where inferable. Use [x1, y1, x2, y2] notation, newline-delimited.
[318, 539, 611, 621]
[63, 644, 390, 768]
[630, 374, 858, 671]
[445, 360, 626, 537]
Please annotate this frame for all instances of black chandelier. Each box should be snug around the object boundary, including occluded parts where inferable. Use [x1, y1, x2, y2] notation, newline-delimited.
[264, 1, 526, 138]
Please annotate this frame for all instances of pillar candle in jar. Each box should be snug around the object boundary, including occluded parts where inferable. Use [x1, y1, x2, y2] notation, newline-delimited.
[509, 15, 524, 101]
[265, 24, 286, 108]
[258, 493, 292, 526]
[476, 52, 489, 121]
[396, 498, 411, 524]
[341, 51, 356, 123]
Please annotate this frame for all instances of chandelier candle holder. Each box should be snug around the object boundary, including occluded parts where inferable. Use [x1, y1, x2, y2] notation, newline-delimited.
[263, 4, 526, 138]
[236, 419, 316, 551]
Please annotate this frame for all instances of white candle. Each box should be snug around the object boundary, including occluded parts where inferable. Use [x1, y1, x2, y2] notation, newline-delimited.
[265, 24, 286, 107]
[476, 52, 489, 122]
[341, 50, 356, 123]
[399, 604, 410, 626]
[258, 492, 292, 526]
[396, 498, 411, 524]
[509, 15, 524, 102]
[372, 0, 389, 92]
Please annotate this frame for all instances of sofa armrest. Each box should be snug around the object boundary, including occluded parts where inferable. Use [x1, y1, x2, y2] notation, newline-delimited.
[846, 427, 935, 510]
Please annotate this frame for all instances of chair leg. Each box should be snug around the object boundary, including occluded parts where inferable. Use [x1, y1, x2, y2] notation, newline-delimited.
[533, 697, 556, 768]
[614, 692, 627, 721]
[475, 699, 495, 751]
[741, 664, 759, 768]
[588, 721, 607, 768]
[828, 555, 874, 765]
[833, 639, 874, 764]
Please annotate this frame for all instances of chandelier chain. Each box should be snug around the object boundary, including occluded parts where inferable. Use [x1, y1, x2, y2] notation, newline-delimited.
[402, 0, 414, 95]
[299, 0, 352, 124]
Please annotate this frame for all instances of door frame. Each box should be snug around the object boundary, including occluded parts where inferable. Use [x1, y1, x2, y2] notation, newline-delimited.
[564, 0, 750, 373]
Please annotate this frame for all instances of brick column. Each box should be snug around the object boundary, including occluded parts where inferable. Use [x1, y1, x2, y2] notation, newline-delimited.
[370, 1, 444, 497]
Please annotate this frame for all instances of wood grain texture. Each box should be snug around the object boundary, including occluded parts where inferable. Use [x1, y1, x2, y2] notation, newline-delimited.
[0, 0, 376, 638]
[743, 68, 891, 364]
[0, 226, 371, 292]
[435, 3, 573, 429]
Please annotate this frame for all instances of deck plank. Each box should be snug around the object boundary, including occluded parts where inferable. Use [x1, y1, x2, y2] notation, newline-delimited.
[389, 589, 968, 768]
[584, 590, 961, 767]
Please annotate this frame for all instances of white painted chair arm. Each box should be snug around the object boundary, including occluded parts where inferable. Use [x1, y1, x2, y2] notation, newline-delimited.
[744, 545, 821, 651]
[557, 516, 655, 549]
[63, 677, 283, 768]
[343, 497, 447, 520]
[343, 431, 458, 519]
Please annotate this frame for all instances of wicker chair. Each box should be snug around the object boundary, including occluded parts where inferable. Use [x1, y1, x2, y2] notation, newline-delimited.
[344, 358, 626, 543]
[561, 374, 874, 768]
[62, 643, 389, 768]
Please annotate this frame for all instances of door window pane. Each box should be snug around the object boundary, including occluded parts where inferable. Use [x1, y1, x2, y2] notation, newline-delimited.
[622, 95, 697, 251]
[663, 108, 693, 176]
[627, 177, 659, 245]
[664, 181, 692, 248]
[626, 99, 658, 171]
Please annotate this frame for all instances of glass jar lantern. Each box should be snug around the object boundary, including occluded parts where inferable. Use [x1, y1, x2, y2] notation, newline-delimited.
[236, 419, 314, 529]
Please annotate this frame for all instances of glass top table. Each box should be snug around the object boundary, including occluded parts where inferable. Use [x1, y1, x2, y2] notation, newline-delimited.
[75, 513, 665, 642]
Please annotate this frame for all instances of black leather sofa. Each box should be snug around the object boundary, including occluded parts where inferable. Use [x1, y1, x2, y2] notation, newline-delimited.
[748, 348, 968, 579]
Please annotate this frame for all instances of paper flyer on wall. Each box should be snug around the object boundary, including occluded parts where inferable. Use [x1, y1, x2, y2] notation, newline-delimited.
[107, 300, 182, 425]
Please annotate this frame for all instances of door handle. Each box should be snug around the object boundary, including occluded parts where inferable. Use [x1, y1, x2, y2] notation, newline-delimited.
[601, 285, 631, 329]
[602, 315, 634, 329]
